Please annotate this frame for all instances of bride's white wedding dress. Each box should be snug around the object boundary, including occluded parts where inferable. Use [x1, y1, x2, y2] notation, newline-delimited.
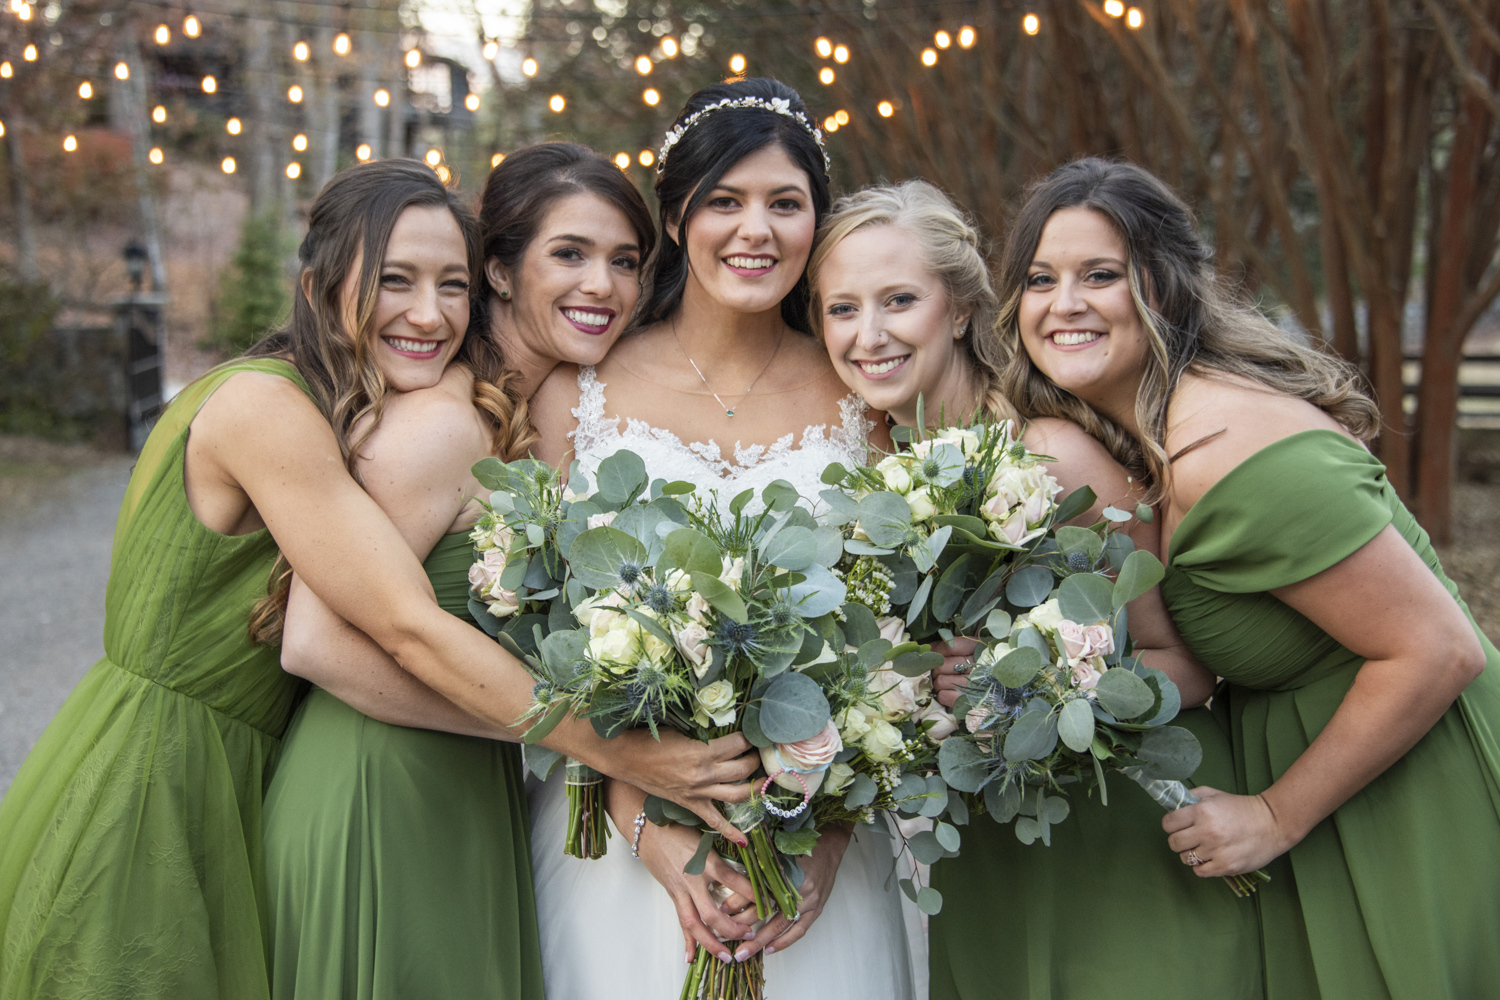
[527, 365, 924, 1000]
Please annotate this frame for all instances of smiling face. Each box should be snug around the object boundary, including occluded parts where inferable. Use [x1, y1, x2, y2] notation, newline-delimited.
[817, 225, 974, 426]
[1018, 206, 1152, 414]
[487, 191, 643, 367]
[338, 204, 471, 392]
[676, 143, 816, 316]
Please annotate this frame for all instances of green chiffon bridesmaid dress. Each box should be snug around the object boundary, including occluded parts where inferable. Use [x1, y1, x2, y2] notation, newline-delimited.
[262, 532, 544, 1000]
[0, 358, 313, 999]
[929, 705, 1263, 999]
[1162, 429, 1500, 1000]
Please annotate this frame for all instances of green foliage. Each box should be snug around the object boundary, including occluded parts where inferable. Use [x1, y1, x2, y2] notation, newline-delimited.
[206, 213, 291, 355]
[0, 276, 83, 440]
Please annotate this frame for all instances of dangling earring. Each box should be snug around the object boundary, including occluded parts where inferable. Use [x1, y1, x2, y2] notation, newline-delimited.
[499, 289, 512, 301]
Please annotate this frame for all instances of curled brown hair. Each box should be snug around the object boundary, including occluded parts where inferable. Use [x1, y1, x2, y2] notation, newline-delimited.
[987, 158, 1378, 498]
[245, 159, 489, 643]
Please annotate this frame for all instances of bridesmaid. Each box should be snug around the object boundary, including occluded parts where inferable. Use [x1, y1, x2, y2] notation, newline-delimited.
[996, 157, 1500, 999]
[263, 144, 654, 998]
[0, 159, 752, 1000]
[807, 179, 1260, 1000]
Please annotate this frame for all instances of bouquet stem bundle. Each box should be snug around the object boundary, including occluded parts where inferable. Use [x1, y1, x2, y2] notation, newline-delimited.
[564, 760, 608, 860]
[681, 945, 765, 1000]
[736, 826, 801, 921]
[679, 830, 800, 1000]
[1123, 767, 1272, 898]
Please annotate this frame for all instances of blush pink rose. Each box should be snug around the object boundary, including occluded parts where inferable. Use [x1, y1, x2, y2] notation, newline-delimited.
[1071, 659, 1104, 690]
[759, 719, 843, 794]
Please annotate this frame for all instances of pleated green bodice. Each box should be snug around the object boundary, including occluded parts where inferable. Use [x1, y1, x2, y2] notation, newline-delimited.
[0, 357, 314, 1000]
[263, 532, 544, 1000]
[1163, 430, 1500, 1000]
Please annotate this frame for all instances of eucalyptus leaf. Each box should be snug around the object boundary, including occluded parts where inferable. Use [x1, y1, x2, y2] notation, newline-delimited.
[1058, 697, 1096, 753]
[817, 489, 861, 520]
[922, 442, 966, 486]
[1005, 565, 1054, 608]
[661, 528, 723, 576]
[1136, 725, 1204, 781]
[899, 877, 918, 902]
[774, 827, 820, 856]
[844, 772, 878, 808]
[946, 793, 970, 826]
[984, 609, 1013, 640]
[841, 603, 881, 648]
[683, 830, 716, 875]
[1053, 486, 1097, 525]
[1103, 531, 1136, 571]
[925, 524, 955, 565]
[906, 573, 935, 627]
[764, 526, 818, 570]
[991, 645, 1044, 688]
[569, 527, 649, 590]
[907, 830, 946, 865]
[934, 821, 961, 852]
[689, 571, 749, 623]
[1003, 707, 1059, 762]
[859, 491, 915, 548]
[1014, 817, 1041, 845]
[811, 525, 846, 567]
[1093, 668, 1156, 720]
[960, 570, 1008, 628]
[932, 553, 973, 623]
[845, 539, 897, 556]
[525, 523, 545, 547]
[521, 744, 564, 781]
[595, 450, 647, 505]
[468, 598, 504, 637]
[986, 780, 1021, 822]
[758, 672, 832, 743]
[820, 461, 848, 485]
[472, 457, 509, 491]
[660, 480, 696, 496]
[761, 479, 801, 512]
[1112, 549, 1166, 609]
[612, 505, 670, 562]
[1058, 572, 1114, 625]
[932, 514, 988, 538]
[918, 775, 951, 818]
[522, 702, 569, 745]
[1135, 503, 1155, 524]
[942, 732, 997, 791]
[741, 702, 771, 747]
[887, 555, 920, 605]
[1014, 625, 1051, 660]
[1055, 526, 1104, 562]
[1102, 506, 1135, 522]
[730, 488, 756, 517]
[893, 649, 944, 678]
[916, 886, 944, 915]
[786, 563, 848, 618]
[556, 500, 599, 558]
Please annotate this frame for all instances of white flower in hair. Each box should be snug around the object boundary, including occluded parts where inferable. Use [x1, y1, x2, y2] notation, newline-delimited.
[656, 95, 832, 176]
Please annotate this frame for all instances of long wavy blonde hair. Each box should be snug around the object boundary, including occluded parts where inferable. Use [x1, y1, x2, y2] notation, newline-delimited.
[808, 179, 1017, 426]
[244, 159, 511, 643]
[987, 158, 1377, 498]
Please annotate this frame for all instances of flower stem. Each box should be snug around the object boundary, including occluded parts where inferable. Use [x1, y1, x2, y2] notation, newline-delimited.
[1122, 766, 1272, 897]
[564, 760, 608, 860]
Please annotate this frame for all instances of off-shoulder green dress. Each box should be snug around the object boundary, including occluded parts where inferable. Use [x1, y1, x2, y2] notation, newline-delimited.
[0, 358, 313, 999]
[929, 705, 1263, 1000]
[1162, 430, 1500, 1000]
[262, 532, 543, 1000]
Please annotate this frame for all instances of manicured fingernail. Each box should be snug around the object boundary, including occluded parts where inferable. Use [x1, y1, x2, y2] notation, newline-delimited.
[765, 946, 776, 956]
[718, 903, 727, 913]
[735, 949, 749, 962]
[719, 952, 731, 963]
[685, 953, 692, 964]
[743, 931, 755, 941]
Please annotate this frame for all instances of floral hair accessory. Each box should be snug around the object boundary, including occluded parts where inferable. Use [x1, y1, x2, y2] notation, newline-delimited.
[657, 95, 831, 176]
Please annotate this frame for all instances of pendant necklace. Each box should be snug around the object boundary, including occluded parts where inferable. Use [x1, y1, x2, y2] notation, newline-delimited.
[673, 321, 785, 418]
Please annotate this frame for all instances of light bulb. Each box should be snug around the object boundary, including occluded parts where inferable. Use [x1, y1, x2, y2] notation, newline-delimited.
[815, 37, 832, 58]
[63, 134, 77, 151]
[373, 89, 390, 107]
[435, 164, 450, 183]
[823, 116, 838, 131]
[491, 152, 505, 167]
[1126, 7, 1144, 27]
[635, 55, 652, 74]
[405, 48, 420, 68]
[23, 44, 38, 61]
[834, 44, 849, 63]
[522, 57, 538, 76]
[643, 87, 660, 105]
[78, 81, 92, 98]
[729, 53, 746, 73]
[293, 40, 309, 61]
[288, 85, 303, 102]
[661, 37, 678, 57]
[292, 133, 307, 151]
[638, 149, 655, 167]
[226, 117, 242, 134]
[149, 147, 163, 163]
[935, 30, 952, 48]
[202, 75, 216, 93]
[835, 109, 849, 125]
[614, 152, 630, 169]
[0, 63, 11, 79]
[222, 156, 236, 173]
[114, 61, 128, 79]
[921, 48, 937, 66]
[356, 143, 372, 161]
[425, 148, 441, 166]
[334, 33, 351, 55]
[465, 93, 480, 111]
[483, 40, 499, 60]
[877, 100, 894, 117]
[819, 67, 834, 84]
[183, 14, 200, 37]
[549, 94, 565, 112]
[152, 105, 166, 123]
[154, 24, 169, 44]
[286, 162, 300, 179]
[958, 25, 976, 47]
[1023, 13, 1040, 34]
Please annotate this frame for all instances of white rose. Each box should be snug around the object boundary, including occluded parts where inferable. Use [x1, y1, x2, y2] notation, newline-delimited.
[875, 455, 912, 494]
[693, 679, 737, 727]
[468, 547, 507, 592]
[862, 719, 906, 763]
[586, 510, 618, 530]
[719, 556, 745, 593]
[484, 585, 520, 618]
[915, 700, 958, 741]
[675, 622, 713, 678]
[906, 486, 937, 522]
[589, 624, 636, 668]
[876, 616, 909, 646]
[867, 666, 928, 721]
[1026, 599, 1065, 634]
[931, 428, 980, 456]
[822, 761, 855, 795]
[988, 466, 1027, 511]
[633, 614, 672, 665]
[665, 569, 692, 595]
[573, 591, 627, 636]
[836, 706, 872, 743]
[992, 507, 1030, 544]
[685, 591, 712, 623]
[1022, 488, 1052, 527]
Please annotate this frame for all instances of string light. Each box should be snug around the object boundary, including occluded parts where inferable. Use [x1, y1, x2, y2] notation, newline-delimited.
[1104, 0, 1124, 14]
[221, 156, 236, 173]
[935, 30, 952, 48]
[63, 134, 77, 151]
[404, 48, 421, 68]
[373, 89, 390, 107]
[226, 117, 241, 134]
[114, 61, 128, 80]
[292, 133, 308, 151]
[202, 75, 216, 93]
[834, 44, 849, 63]
[286, 162, 300, 179]
[614, 152, 630, 169]
[16, 2, 29, 19]
[638, 149, 655, 167]
[643, 87, 660, 105]
[835, 109, 849, 125]
[819, 67, 835, 84]
[465, 93, 480, 111]
[522, 57, 538, 76]
[0, 120, 6, 136]
[729, 53, 746, 73]
[334, 33, 351, 55]
[483, 40, 499, 60]
[1023, 13, 1041, 35]
[1126, 7, 1144, 27]
[823, 116, 838, 132]
[877, 100, 894, 117]
[149, 147, 163, 163]
[0, 63, 11, 79]
[288, 85, 303, 102]
[661, 37, 678, 57]
[78, 81, 92, 99]
[356, 143, 372, 161]
[435, 164, 450, 183]
[815, 37, 832, 58]
[549, 94, 565, 112]
[425, 148, 442, 166]
[293, 41, 309, 61]
[959, 25, 976, 47]
[23, 44, 38, 61]
[154, 24, 169, 44]
[152, 105, 167, 123]
[635, 55, 652, 75]
[921, 48, 938, 66]
[491, 152, 505, 167]
[183, 14, 199, 37]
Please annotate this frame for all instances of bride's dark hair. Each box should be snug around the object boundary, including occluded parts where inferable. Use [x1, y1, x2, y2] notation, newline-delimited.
[638, 78, 831, 334]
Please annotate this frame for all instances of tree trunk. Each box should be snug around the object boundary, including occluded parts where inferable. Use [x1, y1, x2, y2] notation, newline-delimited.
[246, 8, 277, 214]
[4, 121, 38, 283]
[123, 30, 168, 293]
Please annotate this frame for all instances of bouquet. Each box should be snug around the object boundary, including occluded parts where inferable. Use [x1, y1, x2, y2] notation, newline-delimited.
[469, 451, 946, 999]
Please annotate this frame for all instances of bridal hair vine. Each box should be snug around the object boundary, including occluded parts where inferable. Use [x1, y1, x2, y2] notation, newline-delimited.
[657, 96, 831, 176]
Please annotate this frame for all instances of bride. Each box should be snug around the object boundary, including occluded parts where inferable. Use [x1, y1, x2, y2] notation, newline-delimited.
[529, 78, 919, 999]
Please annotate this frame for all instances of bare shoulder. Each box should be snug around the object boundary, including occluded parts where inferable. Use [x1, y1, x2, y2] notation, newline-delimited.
[530, 362, 587, 468]
[1022, 416, 1140, 513]
[359, 367, 488, 501]
[1166, 373, 1351, 512]
[532, 361, 585, 420]
[192, 369, 328, 449]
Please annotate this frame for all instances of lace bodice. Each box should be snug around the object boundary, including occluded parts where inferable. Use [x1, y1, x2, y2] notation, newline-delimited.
[569, 365, 873, 510]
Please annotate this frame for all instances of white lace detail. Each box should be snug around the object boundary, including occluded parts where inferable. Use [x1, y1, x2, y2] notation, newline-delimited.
[570, 365, 872, 508]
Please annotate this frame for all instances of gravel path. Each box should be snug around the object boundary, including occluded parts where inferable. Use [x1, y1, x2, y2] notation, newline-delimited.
[0, 455, 134, 794]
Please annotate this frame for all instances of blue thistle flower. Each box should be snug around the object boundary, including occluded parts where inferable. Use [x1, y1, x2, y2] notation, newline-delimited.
[642, 583, 675, 615]
[716, 618, 760, 657]
[1067, 552, 1090, 572]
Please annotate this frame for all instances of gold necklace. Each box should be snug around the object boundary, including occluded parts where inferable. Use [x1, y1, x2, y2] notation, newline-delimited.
[672, 321, 785, 418]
